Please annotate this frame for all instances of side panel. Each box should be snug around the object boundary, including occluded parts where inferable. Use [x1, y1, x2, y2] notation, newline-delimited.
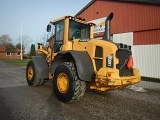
[32, 56, 49, 79]
[132, 44, 160, 79]
[51, 51, 95, 81]
[70, 51, 95, 81]
[50, 55, 66, 74]
[113, 32, 133, 46]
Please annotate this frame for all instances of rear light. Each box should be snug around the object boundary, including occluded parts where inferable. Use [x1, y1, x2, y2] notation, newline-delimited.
[127, 56, 134, 69]
[107, 72, 111, 77]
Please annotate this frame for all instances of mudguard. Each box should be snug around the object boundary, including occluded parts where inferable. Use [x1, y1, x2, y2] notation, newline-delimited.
[31, 56, 49, 79]
[51, 50, 95, 81]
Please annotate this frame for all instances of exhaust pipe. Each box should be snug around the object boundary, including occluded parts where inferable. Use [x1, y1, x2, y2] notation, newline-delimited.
[102, 12, 113, 41]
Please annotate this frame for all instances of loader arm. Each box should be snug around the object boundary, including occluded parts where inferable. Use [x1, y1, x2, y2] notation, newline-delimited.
[37, 43, 54, 64]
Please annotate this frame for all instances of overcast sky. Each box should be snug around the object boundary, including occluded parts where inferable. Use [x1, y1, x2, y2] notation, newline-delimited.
[0, 0, 90, 49]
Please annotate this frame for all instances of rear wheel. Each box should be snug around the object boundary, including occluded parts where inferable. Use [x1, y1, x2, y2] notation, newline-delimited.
[26, 60, 43, 86]
[53, 62, 86, 103]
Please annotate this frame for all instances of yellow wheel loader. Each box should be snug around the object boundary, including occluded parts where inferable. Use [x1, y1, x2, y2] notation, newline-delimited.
[26, 13, 141, 103]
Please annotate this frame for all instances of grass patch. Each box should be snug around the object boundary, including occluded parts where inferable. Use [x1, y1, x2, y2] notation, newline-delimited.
[0, 58, 31, 66]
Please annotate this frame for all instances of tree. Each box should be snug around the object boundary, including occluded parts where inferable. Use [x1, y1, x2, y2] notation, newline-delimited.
[0, 34, 12, 45]
[37, 33, 48, 46]
[0, 34, 15, 52]
[17, 35, 32, 51]
[29, 44, 36, 58]
[15, 43, 24, 50]
[6, 43, 15, 52]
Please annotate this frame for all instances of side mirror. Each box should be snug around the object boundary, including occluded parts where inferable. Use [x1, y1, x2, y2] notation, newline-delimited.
[46, 24, 51, 32]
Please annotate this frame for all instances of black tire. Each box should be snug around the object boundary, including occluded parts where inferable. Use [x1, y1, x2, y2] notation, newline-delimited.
[53, 62, 86, 103]
[38, 79, 44, 86]
[26, 60, 43, 86]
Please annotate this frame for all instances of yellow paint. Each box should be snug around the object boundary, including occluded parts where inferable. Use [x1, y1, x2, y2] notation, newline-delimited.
[37, 15, 141, 92]
[28, 66, 33, 80]
[57, 73, 69, 93]
[49, 73, 53, 80]
[88, 67, 141, 91]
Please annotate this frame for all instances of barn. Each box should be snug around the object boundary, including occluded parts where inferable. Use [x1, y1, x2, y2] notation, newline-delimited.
[74, 0, 160, 85]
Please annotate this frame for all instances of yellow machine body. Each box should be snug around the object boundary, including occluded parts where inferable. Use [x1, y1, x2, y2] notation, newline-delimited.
[37, 15, 141, 92]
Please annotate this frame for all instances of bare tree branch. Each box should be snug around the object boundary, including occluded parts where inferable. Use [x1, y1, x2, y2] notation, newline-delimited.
[36, 33, 48, 46]
[17, 35, 32, 50]
[0, 34, 12, 45]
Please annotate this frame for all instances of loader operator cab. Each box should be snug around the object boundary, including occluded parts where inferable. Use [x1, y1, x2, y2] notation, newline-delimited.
[47, 16, 92, 52]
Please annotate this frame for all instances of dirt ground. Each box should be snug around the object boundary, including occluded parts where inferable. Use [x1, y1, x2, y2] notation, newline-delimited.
[0, 61, 160, 120]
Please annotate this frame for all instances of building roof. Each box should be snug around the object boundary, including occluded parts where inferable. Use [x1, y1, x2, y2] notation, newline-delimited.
[75, 0, 160, 17]
[0, 46, 23, 53]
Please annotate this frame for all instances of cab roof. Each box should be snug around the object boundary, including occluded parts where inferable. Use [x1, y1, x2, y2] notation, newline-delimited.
[50, 15, 95, 26]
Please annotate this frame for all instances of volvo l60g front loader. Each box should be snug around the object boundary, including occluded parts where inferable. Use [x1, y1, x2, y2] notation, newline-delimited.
[26, 13, 141, 103]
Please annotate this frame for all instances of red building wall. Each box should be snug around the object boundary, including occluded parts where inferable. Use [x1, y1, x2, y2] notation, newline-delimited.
[76, 0, 160, 34]
[134, 29, 160, 45]
[0, 46, 22, 59]
[0, 52, 21, 59]
[48, 37, 54, 47]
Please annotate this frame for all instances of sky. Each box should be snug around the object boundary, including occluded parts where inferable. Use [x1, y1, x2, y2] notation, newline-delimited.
[0, 0, 91, 51]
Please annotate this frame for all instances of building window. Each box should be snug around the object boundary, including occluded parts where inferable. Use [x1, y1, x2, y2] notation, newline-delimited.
[17, 52, 21, 56]
[6, 52, 11, 56]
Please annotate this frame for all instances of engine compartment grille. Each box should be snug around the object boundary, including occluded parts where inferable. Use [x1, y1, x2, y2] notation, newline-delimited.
[116, 49, 133, 76]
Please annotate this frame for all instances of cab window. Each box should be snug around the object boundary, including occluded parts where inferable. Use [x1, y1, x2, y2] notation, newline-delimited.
[54, 20, 64, 52]
[55, 20, 64, 41]
[69, 20, 90, 40]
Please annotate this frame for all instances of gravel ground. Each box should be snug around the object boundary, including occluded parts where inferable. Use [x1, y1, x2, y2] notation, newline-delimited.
[0, 61, 160, 120]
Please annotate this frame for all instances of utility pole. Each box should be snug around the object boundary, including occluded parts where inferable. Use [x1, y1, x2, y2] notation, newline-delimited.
[21, 16, 23, 60]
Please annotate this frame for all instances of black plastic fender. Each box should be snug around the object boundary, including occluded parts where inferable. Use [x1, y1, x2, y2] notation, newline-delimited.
[51, 50, 95, 81]
[31, 56, 49, 79]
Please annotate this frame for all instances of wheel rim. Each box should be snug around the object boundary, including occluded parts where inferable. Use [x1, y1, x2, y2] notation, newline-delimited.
[28, 66, 33, 80]
[57, 73, 69, 93]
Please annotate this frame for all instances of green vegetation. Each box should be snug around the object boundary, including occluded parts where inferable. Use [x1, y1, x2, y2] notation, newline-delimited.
[0, 58, 31, 66]
[29, 44, 36, 58]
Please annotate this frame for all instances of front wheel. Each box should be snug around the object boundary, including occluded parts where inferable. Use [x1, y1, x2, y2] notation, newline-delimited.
[53, 62, 86, 103]
[26, 60, 44, 86]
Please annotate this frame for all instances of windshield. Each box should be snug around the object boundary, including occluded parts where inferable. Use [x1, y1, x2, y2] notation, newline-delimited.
[69, 20, 90, 41]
